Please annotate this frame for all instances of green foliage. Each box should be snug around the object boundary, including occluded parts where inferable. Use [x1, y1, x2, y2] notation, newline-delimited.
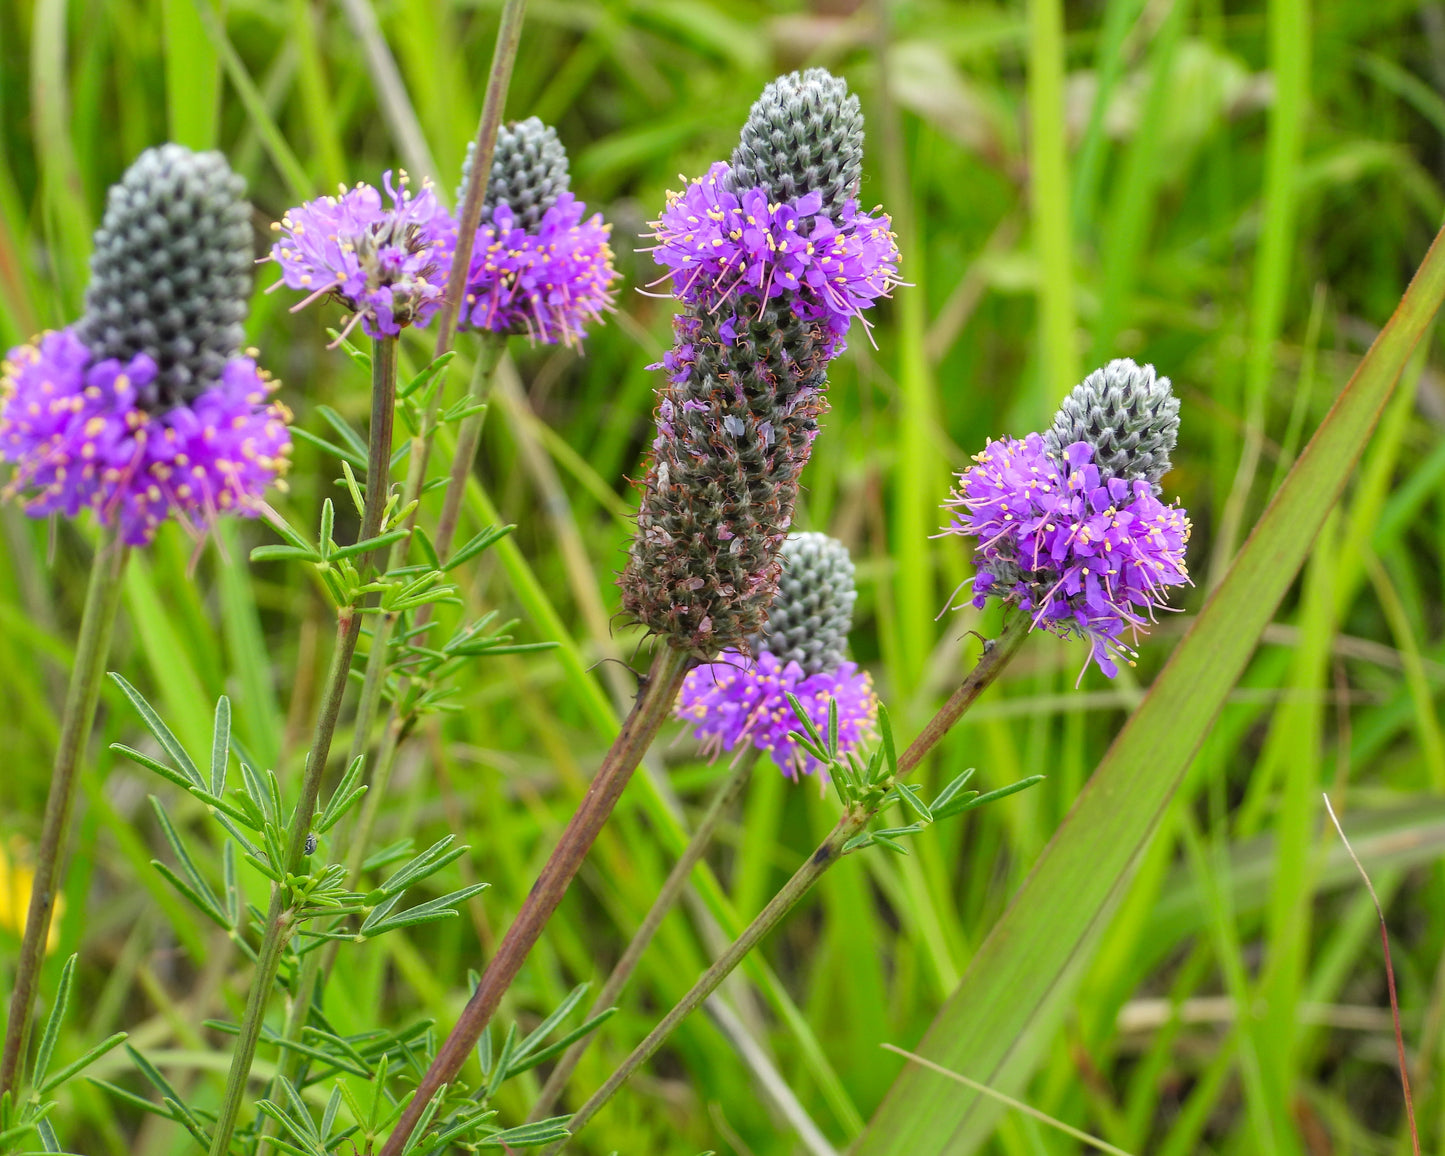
[3, 1, 1445, 1154]
[1, 956, 127, 1152]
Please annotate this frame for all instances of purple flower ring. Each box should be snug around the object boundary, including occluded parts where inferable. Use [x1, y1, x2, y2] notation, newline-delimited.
[644, 162, 900, 356]
[269, 171, 453, 341]
[678, 648, 877, 778]
[457, 193, 618, 347]
[1, 328, 292, 546]
[943, 432, 1191, 679]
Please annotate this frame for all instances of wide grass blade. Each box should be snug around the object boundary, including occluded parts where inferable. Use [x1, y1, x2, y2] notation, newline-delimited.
[854, 219, 1445, 1156]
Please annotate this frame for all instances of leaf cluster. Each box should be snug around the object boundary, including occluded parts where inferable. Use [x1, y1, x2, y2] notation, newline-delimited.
[784, 693, 1045, 855]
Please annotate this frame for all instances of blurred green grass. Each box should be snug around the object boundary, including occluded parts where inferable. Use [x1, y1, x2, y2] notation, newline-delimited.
[4, 0, 1445, 1153]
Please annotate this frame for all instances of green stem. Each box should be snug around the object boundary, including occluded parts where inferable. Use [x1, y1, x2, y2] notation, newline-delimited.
[207, 336, 397, 1156]
[427, 0, 529, 361]
[549, 614, 1031, 1149]
[263, 337, 426, 1117]
[207, 611, 360, 1155]
[266, 327, 505, 1114]
[378, 644, 695, 1156]
[0, 522, 129, 1097]
[379, 0, 528, 554]
[529, 746, 760, 1120]
[360, 337, 398, 566]
[433, 334, 505, 559]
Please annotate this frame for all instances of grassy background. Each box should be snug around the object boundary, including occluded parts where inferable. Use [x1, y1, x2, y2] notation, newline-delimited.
[3, 0, 1445, 1152]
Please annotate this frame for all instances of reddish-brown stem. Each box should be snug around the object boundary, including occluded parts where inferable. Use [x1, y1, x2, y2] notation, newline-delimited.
[1323, 794, 1419, 1155]
[547, 614, 1032, 1149]
[377, 643, 694, 1155]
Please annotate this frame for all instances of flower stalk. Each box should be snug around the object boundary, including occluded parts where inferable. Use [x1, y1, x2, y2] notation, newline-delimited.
[377, 642, 695, 1156]
[549, 613, 1031, 1148]
[430, 0, 529, 360]
[206, 335, 397, 1156]
[261, 341, 503, 1126]
[433, 334, 506, 557]
[529, 745, 761, 1119]
[0, 521, 129, 1096]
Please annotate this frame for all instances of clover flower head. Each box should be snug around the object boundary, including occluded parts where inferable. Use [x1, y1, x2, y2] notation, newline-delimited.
[458, 193, 618, 347]
[645, 162, 900, 356]
[1045, 358, 1180, 490]
[943, 432, 1191, 680]
[623, 70, 887, 652]
[676, 531, 874, 777]
[269, 171, 452, 341]
[1, 329, 291, 545]
[461, 117, 572, 234]
[1, 144, 292, 546]
[679, 650, 876, 779]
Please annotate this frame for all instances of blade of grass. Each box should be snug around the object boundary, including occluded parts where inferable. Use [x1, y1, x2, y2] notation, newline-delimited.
[1209, 0, 1311, 582]
[854, 215, 1445, 1156]
[1022, 0, 1077, 427]
[1323, 794, 1421, 1155]
[190, 0, 311, 201]
[881, 1045, 1135, 1156]
[162, 0, 219, 148]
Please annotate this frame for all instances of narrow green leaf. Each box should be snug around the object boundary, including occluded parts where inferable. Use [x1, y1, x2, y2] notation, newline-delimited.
[374, 836, 464, 898]
[319, 498, 336, 554]
[110, 744, 193, 791]
[291, 425, 369, 471]
[398, 350, 456, 399]
[504, 1008, 618, 1078]
[877, 701, 897, 777]
[930, 768, 977, 813]
[151, 862, 231, 930]
[30, 955, 76, 1089]
[362, 883, 489, 936]
[329, 528, 410, 561]
[855, 220, 1445, 1155]
[443, 524, 514, 571]
[316, 756, 368, 833]
[38, 1031, 127, 1095]
[510, 983, 589, 1064]
[249, 544, 323, 564]
[148, 798, 226, 921]
[188, 787, 262, 832]
[893, 783, 934, 824]
[109, 674, 202, 787]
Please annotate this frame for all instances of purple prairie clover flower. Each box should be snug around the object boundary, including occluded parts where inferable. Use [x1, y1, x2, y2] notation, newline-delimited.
[943, 432, 1191, 680]
[269, 171, 452, 342]
[1, 329, 291, 546]
[622, 70, 884, 651]
[457, 193, 618, 347]
[645, 162, 900, 355]
[0, 144, 292, 546]
[679, 651, 876, 779]
[676, 532, 875, 779]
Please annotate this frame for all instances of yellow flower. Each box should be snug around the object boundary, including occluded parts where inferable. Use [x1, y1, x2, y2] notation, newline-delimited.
[0, 840, 62, 951]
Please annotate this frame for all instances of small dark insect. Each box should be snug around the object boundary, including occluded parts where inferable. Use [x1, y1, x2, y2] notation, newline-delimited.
[304, 833, 317, 856]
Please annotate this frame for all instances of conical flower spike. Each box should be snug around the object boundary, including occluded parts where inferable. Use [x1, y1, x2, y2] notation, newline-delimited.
[451, 119, 617, 347]
[678, 532, 876, 777]
[1, 145, 291, 545]
[943, 363, 1191, 679]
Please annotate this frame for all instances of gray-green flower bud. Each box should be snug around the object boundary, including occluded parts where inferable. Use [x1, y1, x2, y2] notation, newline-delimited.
[727, 68, 864, 221]
[77, 144, 252, 411]
[459, 117, 571, 234]
[750, 532, 857, 676]
[1044, 358, 1181, 489]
